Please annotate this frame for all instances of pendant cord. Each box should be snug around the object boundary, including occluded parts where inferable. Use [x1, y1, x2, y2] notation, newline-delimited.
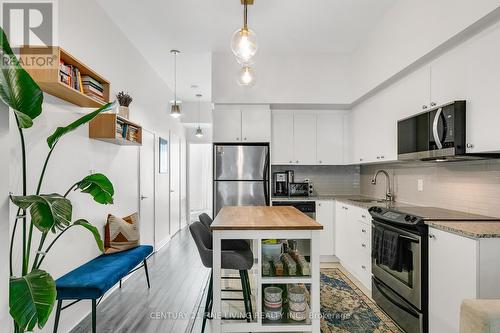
[174, 52, 177, 106]
[244, 3, 248, 30]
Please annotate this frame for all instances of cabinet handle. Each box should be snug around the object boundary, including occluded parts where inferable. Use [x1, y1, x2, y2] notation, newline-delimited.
[430, 102, 437, 107]
[362, 215, 366, 218]
[319, 160, 322, 163]
[296, 160, 299, 164]
[289, 160, 293, 163]
[380, 156, 385, 159]
[236, 137, 240, 140]
[466, 143, 474, 149]
[362, 243, 366, 248]
[359, 158, 363, 162]
[318, 203, 321, 207]
[429, 234, 435, 239]
[244, 137, 247, 141]
[361, 229, 366, 233]
[361, 265, 366, 269]
[422, 105, 428, 110]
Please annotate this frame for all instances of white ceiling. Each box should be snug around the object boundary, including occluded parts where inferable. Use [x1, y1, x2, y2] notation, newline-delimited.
[96, 0, 397, 102]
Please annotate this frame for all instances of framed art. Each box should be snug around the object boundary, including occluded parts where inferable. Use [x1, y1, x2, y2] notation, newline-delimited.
[159, 137, 168, 174]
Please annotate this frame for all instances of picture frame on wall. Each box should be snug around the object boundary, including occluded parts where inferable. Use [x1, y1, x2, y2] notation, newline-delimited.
[159, 137, 168, 174]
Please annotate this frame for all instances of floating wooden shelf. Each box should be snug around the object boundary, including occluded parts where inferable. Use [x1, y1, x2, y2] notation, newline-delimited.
[89, 114, 142, 146]
[19, 46, 110, 108]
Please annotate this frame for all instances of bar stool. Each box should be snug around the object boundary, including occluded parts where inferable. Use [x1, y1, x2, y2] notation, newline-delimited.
[199, 213, 250, 251]
[189, 222, 254, 333]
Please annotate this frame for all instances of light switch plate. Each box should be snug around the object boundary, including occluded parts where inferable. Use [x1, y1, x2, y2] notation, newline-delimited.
[417, 179, 424, 192]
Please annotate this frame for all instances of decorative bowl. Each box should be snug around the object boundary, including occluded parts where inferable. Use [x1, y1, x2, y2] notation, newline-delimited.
[264, 286, 283, 303]
[264, 299, 282, 309]
[288, 286, 306, 303]
[289, 300, 307, 312]
[289, 309, 307, 321]
[265, 307, 283, 321]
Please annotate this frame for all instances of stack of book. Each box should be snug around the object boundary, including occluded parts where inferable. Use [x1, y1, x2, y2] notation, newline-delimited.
[128, 126, 139, 142]
[82, 75, 106, 104]
[59, 60, 83, 93]
[116, 119, 126, 139]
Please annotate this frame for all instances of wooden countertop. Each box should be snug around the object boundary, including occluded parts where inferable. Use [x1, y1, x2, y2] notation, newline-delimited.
[211, 206, 324, 230]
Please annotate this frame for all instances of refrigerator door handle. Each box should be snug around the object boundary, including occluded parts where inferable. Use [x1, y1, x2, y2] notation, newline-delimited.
[263, 149, 270, 205]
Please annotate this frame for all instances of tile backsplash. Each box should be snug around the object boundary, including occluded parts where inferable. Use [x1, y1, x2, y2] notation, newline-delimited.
[271, 165, 361, 196]
[361, 160, 500, 218]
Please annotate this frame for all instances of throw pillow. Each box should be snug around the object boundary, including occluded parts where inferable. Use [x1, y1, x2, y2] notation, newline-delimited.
[104, 212, 140, 254]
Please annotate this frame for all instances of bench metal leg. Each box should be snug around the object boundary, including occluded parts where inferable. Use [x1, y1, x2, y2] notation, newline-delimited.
[143, 259, 151, 289]
[119, 279, 122, 288]
[53, 300, 62, 333]
[92, 299, 96, 333]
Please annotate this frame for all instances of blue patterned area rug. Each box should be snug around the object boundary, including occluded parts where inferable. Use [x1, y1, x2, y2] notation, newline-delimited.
[320, 268, 402, 333]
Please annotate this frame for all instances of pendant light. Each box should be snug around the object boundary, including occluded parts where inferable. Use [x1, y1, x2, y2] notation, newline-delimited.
[195, 94, 203, 138]
[170, 49, 181, 118]
[237, 66, 256, 86]
[231, 0, 257, 65]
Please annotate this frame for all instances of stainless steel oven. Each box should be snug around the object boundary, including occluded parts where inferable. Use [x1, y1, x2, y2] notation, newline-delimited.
[369, 207, 428, 333]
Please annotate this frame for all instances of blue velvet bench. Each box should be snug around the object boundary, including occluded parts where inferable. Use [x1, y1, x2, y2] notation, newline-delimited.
[53, 245, 153, 333]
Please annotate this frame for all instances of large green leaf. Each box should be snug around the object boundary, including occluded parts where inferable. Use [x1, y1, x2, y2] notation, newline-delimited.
[9, 269, 56, 331]
[10, 194, 72, 233]
[75, 173, 114, 204]
[0, 27, 43, 127]
[74, 219, 104, 252]
[47, 101, 115, 148]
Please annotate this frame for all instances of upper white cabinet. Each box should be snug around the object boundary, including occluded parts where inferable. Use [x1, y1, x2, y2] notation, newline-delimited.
[271, 112, 294, 164]
[430, 22, 500, 153]
[213, 105, 271, 143]
[316, 200, 335, 257]
[317, 114, 344, 165]
[293, 113, 317, 165]
[271, 110, 346, 165]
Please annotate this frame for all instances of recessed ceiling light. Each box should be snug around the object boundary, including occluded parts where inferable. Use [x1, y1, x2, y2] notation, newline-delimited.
[191, 85, 199, 89]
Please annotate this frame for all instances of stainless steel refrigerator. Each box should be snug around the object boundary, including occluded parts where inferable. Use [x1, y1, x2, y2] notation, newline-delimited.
[213, 144, 269, 216]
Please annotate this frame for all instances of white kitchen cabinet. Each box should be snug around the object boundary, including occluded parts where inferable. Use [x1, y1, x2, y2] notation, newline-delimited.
[213, 108, 241, 142]
[317, 200, 335, 257]
[213, 106, 271, 143]
[293, 113, 317, 165]
[317, 114, 344, 165]
[335, 202, 372, 290]
[241, 109, 271, 142]
[430, 22, 500, 153]
[271, 112, 294, 164]
[428, 227, 500, 333]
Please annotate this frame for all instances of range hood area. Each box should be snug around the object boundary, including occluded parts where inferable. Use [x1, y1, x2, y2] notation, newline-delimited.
[397, 101, 500, 162]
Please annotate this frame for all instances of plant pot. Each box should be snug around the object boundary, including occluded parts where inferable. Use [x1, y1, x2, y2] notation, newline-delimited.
[118, 106, 129, 119]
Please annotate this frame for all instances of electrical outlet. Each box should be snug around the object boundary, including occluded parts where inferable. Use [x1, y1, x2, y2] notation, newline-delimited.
[304, 178, 310, 183]
[417, 179, 424, 192]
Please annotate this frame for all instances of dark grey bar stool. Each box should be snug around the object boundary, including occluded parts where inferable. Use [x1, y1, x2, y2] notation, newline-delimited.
[189, 222, 254, 333]
[199, 213, 250, 251]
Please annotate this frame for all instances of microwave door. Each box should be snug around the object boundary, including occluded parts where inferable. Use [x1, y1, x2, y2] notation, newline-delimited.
[432, 107, 448, 150]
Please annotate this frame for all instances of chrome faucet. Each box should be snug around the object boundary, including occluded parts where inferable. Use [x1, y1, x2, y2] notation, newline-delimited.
[371, 169, 394, 202]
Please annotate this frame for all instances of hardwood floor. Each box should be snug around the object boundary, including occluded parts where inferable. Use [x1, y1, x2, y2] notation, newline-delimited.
[71, 227, 210, 333]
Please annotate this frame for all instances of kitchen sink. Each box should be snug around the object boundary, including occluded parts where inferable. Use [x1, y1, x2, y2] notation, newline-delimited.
[349, 198, 387, 204]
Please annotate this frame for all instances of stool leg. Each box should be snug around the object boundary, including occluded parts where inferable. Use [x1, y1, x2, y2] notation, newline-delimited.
[202, 271, 213, 333]
[92, 299, 96, 333]
[143, 260, 151, 289]
[239, 270, 251, 323]
[244, 270, 253, 320]
[53, 300, 62, 333]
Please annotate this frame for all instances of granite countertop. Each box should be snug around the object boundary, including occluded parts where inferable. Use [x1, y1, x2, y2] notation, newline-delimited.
[272, 194, 500, 239]
[426, 220, 500, 239]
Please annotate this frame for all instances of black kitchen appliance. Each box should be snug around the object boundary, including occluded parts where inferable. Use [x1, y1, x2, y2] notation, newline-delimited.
[273, 171, 289, 196]
[289, 182, 309, 197]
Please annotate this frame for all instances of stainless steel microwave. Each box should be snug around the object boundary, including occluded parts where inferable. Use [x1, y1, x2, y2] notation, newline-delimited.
[398, 101, 468, 161]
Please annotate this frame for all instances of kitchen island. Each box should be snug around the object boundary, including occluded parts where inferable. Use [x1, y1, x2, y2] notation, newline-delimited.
[211, 206, 323, 333]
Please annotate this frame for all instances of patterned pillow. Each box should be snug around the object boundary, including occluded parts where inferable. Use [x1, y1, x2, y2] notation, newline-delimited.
[104, 213, 140, 254]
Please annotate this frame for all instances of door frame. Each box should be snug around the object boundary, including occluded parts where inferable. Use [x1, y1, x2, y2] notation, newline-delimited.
[139, 128, 156, 251]
[169, 131, 182, 236]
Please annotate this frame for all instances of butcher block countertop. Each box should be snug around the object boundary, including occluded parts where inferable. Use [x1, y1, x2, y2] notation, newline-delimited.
[211, 206, 324, 230]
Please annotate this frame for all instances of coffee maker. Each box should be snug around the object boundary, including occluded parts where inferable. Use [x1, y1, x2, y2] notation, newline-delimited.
[273, 172, 289, 196]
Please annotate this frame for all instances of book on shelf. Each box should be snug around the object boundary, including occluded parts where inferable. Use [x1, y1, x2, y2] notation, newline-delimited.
[81, 75, 103, 89]
[81, 80, 104, 92]
[128, 126, 139, 142]
[83, 84, 104, 97]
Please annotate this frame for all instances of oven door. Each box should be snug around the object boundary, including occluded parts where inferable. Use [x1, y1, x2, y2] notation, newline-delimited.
[372, 221, 422, 310]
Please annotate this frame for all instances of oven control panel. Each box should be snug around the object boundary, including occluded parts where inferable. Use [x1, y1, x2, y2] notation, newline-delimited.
[369, 207, 423, 226]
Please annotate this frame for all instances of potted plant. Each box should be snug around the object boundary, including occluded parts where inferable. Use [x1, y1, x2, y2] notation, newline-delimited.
[0, 28, 116, 333]
[116, 91, 132, 119]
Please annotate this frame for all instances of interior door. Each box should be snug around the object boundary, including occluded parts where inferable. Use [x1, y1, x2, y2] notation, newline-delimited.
[139, 130, 155, 247]
[170, 132, 181, 236]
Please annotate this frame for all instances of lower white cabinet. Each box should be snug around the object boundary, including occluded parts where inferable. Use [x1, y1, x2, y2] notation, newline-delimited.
[428, 227, 500, 333]
[335, 201, 372, 290]
[317, 200, 335, 257]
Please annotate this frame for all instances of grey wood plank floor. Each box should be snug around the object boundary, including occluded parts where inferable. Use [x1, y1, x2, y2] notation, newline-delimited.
[71, 227, 210, 333]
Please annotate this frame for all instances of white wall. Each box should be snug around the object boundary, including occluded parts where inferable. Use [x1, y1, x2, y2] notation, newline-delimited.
[0, 105, 9, 332]
[351, 0, 500, 100]
[212, 52, 353, 104]
[188, 144, 212, 220]
[6, 0, 186, 332]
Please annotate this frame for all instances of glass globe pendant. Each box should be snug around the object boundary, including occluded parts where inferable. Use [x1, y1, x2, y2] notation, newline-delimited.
[231, 0, 257, 65]
[195, 126, 203, 138]
[237, 66, 256, 86]
[195, 94, 203, 137]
